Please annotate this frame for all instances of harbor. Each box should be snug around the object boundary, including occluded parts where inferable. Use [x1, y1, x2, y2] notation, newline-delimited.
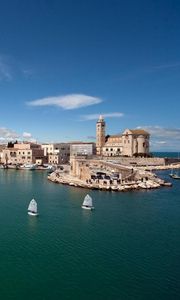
[0, 168, 179, 299]
[47, 160, 175, 191]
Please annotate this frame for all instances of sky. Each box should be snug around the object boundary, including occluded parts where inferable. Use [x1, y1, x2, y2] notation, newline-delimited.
[0, 0, 180, 151]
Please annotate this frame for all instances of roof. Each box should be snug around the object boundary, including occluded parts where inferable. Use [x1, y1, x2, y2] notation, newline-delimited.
[108, 134, 122, 138]
[129, 129, 149, 135]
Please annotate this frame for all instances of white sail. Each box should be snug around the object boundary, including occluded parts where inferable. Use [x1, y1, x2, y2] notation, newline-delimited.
[82, 194, 93, 207]
[28, 199, 37, 213]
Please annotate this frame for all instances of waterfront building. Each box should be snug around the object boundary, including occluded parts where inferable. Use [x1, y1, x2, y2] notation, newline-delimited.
[41, 143, 70, 164]
[96, 116, 150, 157]
[0, 144, 6, 163]
[70, 142, 96, 157]
[2, 142, 45, 165]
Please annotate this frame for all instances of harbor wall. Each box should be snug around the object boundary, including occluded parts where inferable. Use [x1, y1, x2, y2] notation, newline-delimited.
[96, 156, 166, 166]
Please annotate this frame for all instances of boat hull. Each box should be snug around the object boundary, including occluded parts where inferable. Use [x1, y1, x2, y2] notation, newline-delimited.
[81, 205, 94, 210]
[28, 211, 39, 216]
[169, 174, 180, 179]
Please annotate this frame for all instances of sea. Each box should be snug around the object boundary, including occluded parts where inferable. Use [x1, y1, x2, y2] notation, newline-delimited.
[0, 152, 179, 300]
[153, 151, 180, 158]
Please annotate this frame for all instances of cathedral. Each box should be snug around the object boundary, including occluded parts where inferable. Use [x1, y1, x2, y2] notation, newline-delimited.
[96, 116, 150, 157]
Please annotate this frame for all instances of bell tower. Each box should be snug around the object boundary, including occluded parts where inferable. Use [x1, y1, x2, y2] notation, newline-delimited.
[96, 115, 106, 155]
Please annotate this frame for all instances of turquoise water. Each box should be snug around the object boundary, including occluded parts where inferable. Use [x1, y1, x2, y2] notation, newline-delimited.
[153, 152, 180, 158]
[0, 169, 180, 300]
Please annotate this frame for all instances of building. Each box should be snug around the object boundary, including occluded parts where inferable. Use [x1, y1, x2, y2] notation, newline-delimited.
[96, 115, 106, 155]
[70, 142, 96, 156]
[96, 116, 150, 157]
[2, 142, 45, 165]
[41, 143, 70, 164]
[0, 144, 6, 163]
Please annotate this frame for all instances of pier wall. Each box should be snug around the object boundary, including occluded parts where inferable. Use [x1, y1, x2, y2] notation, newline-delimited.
[102, 157, 166, 166]
[70, 156, 132, 180]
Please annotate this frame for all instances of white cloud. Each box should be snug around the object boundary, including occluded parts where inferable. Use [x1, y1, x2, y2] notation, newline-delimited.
[137, 125, 180, 150]
[27, 94, 102, 110]
[23, 132, 32, 138]
[155, 141, 167, 144]
[0, 127, 19, 141]
[82, 112, 124, 121]
[0, 128, 36, 143]
[137, 126, 180, 140]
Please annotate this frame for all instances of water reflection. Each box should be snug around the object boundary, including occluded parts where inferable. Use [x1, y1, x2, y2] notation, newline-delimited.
[27, 215, 38, 233]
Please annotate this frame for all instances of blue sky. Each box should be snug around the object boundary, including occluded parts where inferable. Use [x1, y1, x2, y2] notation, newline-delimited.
[0, 0, 180, 151]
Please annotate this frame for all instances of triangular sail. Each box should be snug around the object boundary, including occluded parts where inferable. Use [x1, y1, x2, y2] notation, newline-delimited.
[28, 199, 37, 213]
[83, 194, 93, 207]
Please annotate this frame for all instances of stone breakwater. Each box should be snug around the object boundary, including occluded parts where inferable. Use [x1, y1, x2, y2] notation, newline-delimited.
[47, 170, 172, 192]
[142, 163, 180, 171]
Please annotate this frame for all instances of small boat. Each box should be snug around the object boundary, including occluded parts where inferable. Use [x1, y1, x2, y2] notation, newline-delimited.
[20, 164, 37, 170]
[169, 168, 180, 179]
[169, 173, 180, 179]
[82, 194, 94, 210]
[28, 198, 39, 216]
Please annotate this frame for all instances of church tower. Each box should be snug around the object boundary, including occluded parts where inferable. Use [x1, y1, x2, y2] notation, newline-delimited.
[96, 115, 106, 155]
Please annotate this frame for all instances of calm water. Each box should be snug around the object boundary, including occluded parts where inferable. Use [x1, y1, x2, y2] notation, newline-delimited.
[0, 169, 180, 300]
[153, 152, 180, 158]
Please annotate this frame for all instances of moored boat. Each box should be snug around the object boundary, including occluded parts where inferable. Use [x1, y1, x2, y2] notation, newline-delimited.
[20, 163, 37, 170]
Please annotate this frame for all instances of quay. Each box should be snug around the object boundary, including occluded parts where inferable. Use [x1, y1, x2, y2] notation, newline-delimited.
[47, 156, 174, 192]
[47, 170, 172, 191]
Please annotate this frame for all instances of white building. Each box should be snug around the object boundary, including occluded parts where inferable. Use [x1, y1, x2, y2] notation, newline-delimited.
[70, 142, 96, 156]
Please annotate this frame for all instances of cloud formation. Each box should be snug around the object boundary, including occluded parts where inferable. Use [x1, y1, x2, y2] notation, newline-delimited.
[137, 126, 180, 140]
[0, 127, 19, 141]
[0, 128, 35, 143]
[137, 125, 180, 150]
[27, 94, 102, 110]
[82, 112, 124, 121]
[23, 132, 32, 138]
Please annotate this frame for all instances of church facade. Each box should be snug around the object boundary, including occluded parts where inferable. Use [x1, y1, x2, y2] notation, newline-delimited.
[96, 116, 150, 157]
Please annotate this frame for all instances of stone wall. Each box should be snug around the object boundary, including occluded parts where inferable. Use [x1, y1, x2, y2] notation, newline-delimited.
[102, 156, 166, 166]
[70, 155, 132, 180]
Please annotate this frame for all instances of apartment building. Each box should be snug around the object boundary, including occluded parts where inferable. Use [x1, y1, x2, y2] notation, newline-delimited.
[2, 142, 44, 165]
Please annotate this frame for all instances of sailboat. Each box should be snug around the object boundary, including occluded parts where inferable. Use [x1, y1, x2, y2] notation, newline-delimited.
[28, 199, 39, 216]
[169, 153, 180, 179]
[82, 194, 94, 210]
[169, 171, 180, 179]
